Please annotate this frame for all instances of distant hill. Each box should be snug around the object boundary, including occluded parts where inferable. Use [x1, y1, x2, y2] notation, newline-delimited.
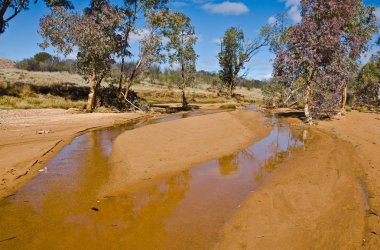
[0, 59, 16, 69]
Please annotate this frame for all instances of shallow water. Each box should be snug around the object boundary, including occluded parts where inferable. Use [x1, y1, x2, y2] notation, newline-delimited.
[0, 111, 306, 249]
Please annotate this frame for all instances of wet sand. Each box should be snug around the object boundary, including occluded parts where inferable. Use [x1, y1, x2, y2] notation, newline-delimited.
[0, 104, 226, 199]
[216, 111, 380, 249]
[0, 113, 304, 249]
[1, 107, 379, 249]
[216, 129, 366, 249]
[0, 109, 144, 199]
[104, 110, 271, 195]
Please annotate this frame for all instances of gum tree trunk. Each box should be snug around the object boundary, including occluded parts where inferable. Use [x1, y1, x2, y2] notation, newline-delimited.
[182, 84, 188, 109]
[340, 85, 347, 115]
[87, 71, 103, 112]
[87, 74, 97, 112]
[124, 58, 142, 101]
[117, 56, 125, 99]
[227, 76, 235, 98]
[181, 64, 188, 109]
[124, 80, 133, 100]
[228, 83, 233, 99]
[304, 83, 312, 124]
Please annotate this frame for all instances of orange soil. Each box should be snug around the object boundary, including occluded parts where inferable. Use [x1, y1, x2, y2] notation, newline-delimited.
[1, 107, 378, 249]
[216, 111, 380, 249]
[319, 111, 380, 248]
[216, 128, 366, 249]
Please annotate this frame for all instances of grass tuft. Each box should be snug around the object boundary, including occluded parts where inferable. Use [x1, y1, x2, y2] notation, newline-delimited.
[219, 104, 237, 110]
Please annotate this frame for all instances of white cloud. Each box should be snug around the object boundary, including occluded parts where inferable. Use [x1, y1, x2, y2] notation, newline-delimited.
[280, 0, 301, 23]
[268, 16, 276, 24]
[288, 5, 301, 23]
[64, 51, 77, 60]
[171, 1, 188, 8]
[212, 38, 222, 44]
[129, 29, 150, 43]
[202, 1, 249, 16]
[129, 29, 170, 46]
[64, 47, 79, 60]
[283, 0, 300, 8]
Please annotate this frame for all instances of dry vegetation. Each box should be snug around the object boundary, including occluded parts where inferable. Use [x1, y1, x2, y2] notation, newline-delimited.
[0, 67, 263, 110]
[0, 59, 16, 69]
[0, 68, 86, 86]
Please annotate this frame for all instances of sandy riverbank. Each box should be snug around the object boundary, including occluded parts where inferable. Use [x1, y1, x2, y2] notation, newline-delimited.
[1, 106, 378, 248]
[215, 111, 380, 249]
[319, 111, 380, 248]
[0, 109, 145, 198]
[216, 128, 366, 249]
[103, 110, 271, 195]
[104, 109, 380, 249]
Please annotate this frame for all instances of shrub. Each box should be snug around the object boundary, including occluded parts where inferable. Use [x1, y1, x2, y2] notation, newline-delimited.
[220, 104, 237, 109]
[358, 106, 368, 113]
[17, 53, 76, 73]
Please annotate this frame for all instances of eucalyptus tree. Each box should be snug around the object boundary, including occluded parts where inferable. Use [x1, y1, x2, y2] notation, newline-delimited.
[116, 0, 169, 98]
[123, 8, 168, 99]
[218, 25, 275, 98]
[39, 0, 124, 111]
[164, 12, 198, 109]
[0, 0, 72, 34]
[273, 0, 377, 122]
[354, 54, 380, 106]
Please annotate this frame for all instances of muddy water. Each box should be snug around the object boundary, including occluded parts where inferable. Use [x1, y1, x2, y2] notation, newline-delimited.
[0, 112, 306, 249]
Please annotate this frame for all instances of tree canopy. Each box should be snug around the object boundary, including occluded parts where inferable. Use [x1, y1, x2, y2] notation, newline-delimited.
[0, 0, 73, 34]
[40, 0, 124, 111]
[273, 0, 377, 122]
[164, 11, 198, 109]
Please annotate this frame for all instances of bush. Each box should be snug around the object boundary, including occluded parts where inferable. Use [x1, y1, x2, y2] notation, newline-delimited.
[17, 53, 76, 73]
[98, 83, 143, 111]
[358, 106, 368, 113]
[34, 52, 52, 62]
[352, 56, 380, 107]
[220, 104, 237, 109]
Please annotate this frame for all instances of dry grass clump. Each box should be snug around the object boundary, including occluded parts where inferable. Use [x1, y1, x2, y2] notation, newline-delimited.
[219, 104, 237, 110]
[137, 89, 229, 104]
[0, 59, 16, 69]
[94, 106, 120, 113]
[0, 68, 86, 86]
[234, 87, 263, 103]
[0, 95, 85, 109]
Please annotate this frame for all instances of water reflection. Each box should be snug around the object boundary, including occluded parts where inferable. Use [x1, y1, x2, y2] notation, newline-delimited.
[218, 154, 239, 176]
[216, 123, 304, 180]
[0, 113, 307, 249]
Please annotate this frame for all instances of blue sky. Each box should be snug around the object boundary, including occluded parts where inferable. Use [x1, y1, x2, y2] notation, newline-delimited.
[0, 0, 379, 80]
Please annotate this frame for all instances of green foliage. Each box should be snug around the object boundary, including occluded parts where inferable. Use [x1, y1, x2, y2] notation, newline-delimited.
[262, 80, 283, 107]
[34, 52, 52, 62]
[219, 104, 237, 110]
[164, 11, 198, 108]
[353, 54, 380, 106]
[236, 77, 266, 90]
[0, 0, 73, 34]
[272, 0, 377, 120]
[218, 24, 276, 97]
[358, 106, 368, 112]
[40, 0, 125, 111]
[17, 56, 75, 72]
[218, 27, 246, 97]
